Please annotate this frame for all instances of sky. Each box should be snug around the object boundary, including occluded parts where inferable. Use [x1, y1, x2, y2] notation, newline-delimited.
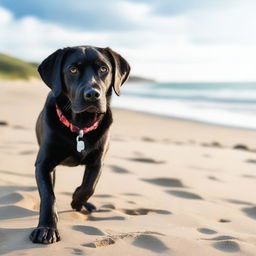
[0, 0, 256, 82]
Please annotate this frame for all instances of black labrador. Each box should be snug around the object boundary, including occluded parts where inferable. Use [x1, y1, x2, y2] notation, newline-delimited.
[30, 46, 130, 243]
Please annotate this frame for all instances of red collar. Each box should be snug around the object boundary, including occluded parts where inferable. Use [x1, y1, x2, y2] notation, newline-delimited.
[56, 105, 99, 134]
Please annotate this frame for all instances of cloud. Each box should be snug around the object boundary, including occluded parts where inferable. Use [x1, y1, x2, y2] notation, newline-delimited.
[0, 0, 149, 31]
[187, 0, 256, 45]
[0, 0, 242, 27]
[121, 0, 241, 16]
[0, 1, 256, 82]
[0, 7, 109, 60]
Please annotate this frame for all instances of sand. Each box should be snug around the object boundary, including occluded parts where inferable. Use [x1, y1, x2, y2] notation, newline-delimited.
[0, 80, 256, 255]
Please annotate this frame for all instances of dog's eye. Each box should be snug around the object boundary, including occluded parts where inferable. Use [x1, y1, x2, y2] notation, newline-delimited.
[69, 67, 78, 74]
[99, 66, 108, 73]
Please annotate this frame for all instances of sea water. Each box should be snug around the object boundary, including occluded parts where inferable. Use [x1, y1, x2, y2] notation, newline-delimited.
[112, 82, 256, 130]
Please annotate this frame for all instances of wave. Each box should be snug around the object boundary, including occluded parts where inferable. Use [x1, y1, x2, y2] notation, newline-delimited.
[113, 82, 256, 130]
[122, 83, 256, 103]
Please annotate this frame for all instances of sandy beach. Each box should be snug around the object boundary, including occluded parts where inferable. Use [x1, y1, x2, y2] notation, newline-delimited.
[1, 80, 256, 256]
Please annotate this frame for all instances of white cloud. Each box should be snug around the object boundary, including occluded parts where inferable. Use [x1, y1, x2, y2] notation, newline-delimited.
[115, 1, 151, 21]
[0, 1, 256, 82]
[187, 1, 256, 45]
[0, 7, 111, 60]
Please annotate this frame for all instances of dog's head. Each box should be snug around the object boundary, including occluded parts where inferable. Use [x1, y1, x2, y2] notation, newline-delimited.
[38, 46, 130, 114]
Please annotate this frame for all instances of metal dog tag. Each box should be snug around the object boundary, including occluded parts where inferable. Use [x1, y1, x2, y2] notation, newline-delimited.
[77, 140, 85, 152]
[76, 130, 85, 152]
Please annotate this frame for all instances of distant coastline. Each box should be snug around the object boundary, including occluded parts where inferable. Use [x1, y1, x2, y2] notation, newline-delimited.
[0, 53, 156, 83]
[0, 53, 38, 80]
[127, 75, 155, 83]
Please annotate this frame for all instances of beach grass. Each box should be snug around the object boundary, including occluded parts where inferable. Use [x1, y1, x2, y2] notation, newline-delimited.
[0, 53, 38, 80]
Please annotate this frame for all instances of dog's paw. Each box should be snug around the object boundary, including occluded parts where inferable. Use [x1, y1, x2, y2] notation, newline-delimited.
[71, 199, 96, 213]
[71, 198, 83, 211]
[30, 227, 60, 244]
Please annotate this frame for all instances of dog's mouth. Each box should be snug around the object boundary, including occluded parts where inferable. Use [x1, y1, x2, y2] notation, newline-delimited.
[72, 105, 105, 114]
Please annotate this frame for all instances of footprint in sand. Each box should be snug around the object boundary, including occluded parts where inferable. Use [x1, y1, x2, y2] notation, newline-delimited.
[72, 225, 105, 236]
[242, 206, 256, 220]
[166, 190, 203, 200]
[128, 157, 165, 164]
[0, 227, 35, 253]
[246, 159, 256, 164]
[0, 205, 36, 220]
[0, 192, 23, 205]
[207, 176, 222, 182]
[65, 247, 84, 255]
[83, 237, 115, 248]
[242, 174, 256, 179]
[121, 192, 142, 197]
[94, 194, 114, 198]
[101, 203, 116, 209]
[197, 228, 218, 235]
[213, 240, 240, 253]
[0, 185, 36, 194]
[88, 215, 125, 221]
[82, 231, 169, 253]
[0, 121, 8, 126]
[126, 200, 136, 204]
[219, 218, 231, 223]
[141, 177, 185, 188]
[19, 150, 37, 155]
[132, 234, 169, 253]
[233, 144, 249, 151]
[141, 137, 155, 142]
[226, 199, 253, 206]
[121, 208, 171, 216]
[109, 165, 131, 174]
[199, 234, 240, 253]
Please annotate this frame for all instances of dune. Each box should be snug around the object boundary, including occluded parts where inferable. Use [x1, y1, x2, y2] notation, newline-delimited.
[0, 80, 256, 255]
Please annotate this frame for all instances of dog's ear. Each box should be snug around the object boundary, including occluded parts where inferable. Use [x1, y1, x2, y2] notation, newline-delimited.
[38, 48, 69, 97]
[105, 47, 130, 96]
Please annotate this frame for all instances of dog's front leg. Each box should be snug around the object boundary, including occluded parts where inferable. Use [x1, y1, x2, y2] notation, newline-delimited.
[30, 154, 61, 243]
[71, 162, 102, 212]
[71, 136, 110, 212]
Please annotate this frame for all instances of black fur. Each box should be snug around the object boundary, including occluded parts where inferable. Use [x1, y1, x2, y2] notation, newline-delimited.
[30, 46, 130, 244]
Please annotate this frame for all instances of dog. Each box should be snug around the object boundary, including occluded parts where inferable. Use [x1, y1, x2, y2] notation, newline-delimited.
[30, 46, 130, 243]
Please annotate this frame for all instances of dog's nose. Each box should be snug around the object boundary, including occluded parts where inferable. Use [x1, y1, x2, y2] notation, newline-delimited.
[84, 88, 101, 102]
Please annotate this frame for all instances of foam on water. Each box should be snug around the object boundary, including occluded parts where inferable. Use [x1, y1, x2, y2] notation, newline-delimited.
[112, 82, 256, 130]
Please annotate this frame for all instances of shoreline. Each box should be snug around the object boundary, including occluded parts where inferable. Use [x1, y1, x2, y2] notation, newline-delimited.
[112, 107, 256, 150]
[113, 106, 256, 132]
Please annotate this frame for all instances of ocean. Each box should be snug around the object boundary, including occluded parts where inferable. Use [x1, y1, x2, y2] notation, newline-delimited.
[112, 82, 256, 130]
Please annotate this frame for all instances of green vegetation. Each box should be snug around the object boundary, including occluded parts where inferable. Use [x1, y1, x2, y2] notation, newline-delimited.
[0, 53, 38, 80]
[0, 53, 155, 82]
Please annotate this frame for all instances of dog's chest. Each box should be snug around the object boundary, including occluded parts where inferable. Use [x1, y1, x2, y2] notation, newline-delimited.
[60, 150, 88, 166]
